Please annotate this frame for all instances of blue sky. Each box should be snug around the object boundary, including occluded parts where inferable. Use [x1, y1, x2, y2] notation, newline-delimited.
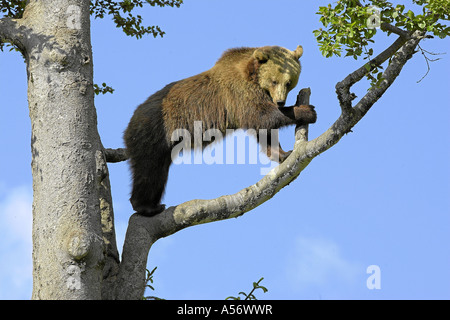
[1, 0, 449, 299]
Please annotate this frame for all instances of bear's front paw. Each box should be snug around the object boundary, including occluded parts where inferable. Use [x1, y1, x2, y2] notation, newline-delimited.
[294, 104, 317, 124]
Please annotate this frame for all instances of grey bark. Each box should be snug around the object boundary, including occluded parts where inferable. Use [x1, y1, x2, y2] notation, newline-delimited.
[1, 0, 119, 299]
[0, 0, 425, 299]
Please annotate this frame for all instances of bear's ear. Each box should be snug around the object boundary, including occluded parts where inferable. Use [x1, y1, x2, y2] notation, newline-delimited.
[292, 45, 303, 60]
[253, 48, 269, 63]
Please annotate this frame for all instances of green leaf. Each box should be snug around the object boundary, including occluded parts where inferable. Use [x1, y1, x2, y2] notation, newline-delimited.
[314, 0, 449, 61]
[90, 0, 183, 38]
[94, 83, 115, 96]
[259, 285, 268, 293]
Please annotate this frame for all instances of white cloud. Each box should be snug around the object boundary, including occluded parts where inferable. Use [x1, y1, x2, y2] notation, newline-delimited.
[0, 185, 33, 299]
[286, 236, 362, 297]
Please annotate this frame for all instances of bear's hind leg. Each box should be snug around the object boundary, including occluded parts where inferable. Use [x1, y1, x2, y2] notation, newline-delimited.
[129, 147, 172, 217]
[255, 130, 291, 163]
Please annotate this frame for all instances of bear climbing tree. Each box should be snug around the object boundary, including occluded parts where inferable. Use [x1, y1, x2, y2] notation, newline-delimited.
[124, 45, 316, 216]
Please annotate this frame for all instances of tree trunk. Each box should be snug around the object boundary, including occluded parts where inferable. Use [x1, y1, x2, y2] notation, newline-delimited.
[18, 0, 113, 299]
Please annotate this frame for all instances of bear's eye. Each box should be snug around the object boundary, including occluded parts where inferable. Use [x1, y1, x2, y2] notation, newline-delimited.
[286, 81, 292, 87]
[272, 80, 278, 86]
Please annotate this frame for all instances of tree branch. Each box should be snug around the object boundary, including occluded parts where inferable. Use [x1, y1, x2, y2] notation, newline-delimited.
[353, 31, 426, 118]
[307, 30, 425, 159]
[380, 22, 411, 39]
[104, 147, 128, 162]
[113, 31, 425, 299]
[335, 34, 409, 113]
[295, 88, 311, 142]
[0, 16, 27, 54]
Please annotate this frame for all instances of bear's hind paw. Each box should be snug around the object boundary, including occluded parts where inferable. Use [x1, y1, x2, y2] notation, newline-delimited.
[135, 204, 166, 217]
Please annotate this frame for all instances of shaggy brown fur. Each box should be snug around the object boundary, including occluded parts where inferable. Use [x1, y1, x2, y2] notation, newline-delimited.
[124, 45, 316, 216]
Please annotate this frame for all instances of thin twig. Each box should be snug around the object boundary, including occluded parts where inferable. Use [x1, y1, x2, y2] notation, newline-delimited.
[416, 44, 445, 83]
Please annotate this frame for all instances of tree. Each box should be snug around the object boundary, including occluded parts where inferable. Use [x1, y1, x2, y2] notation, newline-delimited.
[0, 0, 448, 299]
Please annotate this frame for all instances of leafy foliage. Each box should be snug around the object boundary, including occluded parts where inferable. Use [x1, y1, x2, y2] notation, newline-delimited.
[142, 269, 269, 300]
[314, 1, 377, 59]
[94, 82, 115, 95]
[142, 266, 165, 300]
[226, 277, 268, 300]
[313, 0, 449, 86]
[1, 1, 183, 93]
[0, 0, 26, 18]
[1, 1, 183, 38]
[314, 0, 449, 59]
[90, 0, 183, 38]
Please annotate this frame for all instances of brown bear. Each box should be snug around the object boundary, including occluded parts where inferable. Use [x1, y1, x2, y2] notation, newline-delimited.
[124, 45, 317, 216]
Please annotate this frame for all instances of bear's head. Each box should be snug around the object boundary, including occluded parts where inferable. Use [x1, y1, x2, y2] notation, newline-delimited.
[252, 45, 303, 107]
